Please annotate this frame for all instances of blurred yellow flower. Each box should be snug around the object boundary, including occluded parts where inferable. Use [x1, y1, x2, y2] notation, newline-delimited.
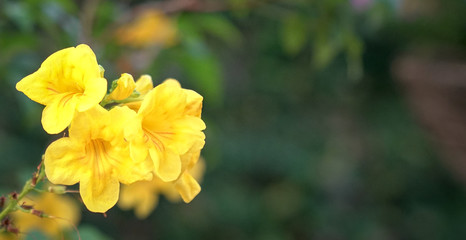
[15, 44, 107, 134]
[125, 79, 206, 182]
[116, 9, 177, 48]
[108, 73, 136, 101]
[0, 232, 17, 240]
[44, 106, 153, 213]
[11, 192, 80, 239]
[124, 75, 153, 111]
[119, 157, 205, 219]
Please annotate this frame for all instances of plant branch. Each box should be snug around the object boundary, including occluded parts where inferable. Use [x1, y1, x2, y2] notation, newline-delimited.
[0, 162, 46, 224]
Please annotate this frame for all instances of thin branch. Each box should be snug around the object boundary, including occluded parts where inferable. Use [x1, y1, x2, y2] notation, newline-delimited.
[0, 163, 46, 224]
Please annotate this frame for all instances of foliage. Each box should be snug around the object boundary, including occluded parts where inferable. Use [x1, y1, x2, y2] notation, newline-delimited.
[2, 0, 466, 239]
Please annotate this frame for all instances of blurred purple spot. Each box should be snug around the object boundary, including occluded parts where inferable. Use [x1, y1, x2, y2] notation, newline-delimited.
[351, 0, 372, 11]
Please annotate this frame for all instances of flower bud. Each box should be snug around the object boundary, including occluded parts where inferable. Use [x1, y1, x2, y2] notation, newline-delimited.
[47, 185, 67, 194]
[10, 192, 17, 200]
[135, 75, 154, 94]
[109, 73, 136, 100]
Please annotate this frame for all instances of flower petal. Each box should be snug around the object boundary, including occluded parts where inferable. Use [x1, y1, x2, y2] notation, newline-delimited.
[135, 75, 153, 94]
[41, 93, 78, 134]
[15, 47, 72, 105]
[16, 70, 55, 105]
[69, 105, 108, 140]
[125, 116, 149, 163]
[175, 172, 201, 203]
[171, 116, 206, 155]
[135, 194, 158, 219]
[62, 44, 101, 86]
[138, 79, 185, 118]
[130, 140, 149, 163]
[119, 182, 158, 219]
[184, 89, 203, 117]
[44, 138, 84, 185]
[107, 106, 138, 140]
[76, 77, 107, 112]
[116, 153, 153, 185]
[149, 148, 181, 182]
[80, 172, 120, 213]
[180, 143, 203, 171]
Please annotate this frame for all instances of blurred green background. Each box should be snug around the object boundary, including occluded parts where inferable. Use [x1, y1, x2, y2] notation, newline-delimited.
[2, 0, 466, 239]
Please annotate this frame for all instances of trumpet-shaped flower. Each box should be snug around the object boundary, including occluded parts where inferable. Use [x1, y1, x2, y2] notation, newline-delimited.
[44, 106, 153, 213]
[11, 192, 80, 238]
[16, 44, 107, 134]
[108, 73, 136, 101]
[126, 79, 206, 182]
[119, 157, 205, 219]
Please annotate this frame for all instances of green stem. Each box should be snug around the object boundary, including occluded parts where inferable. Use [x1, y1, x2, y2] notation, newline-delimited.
[0, 163, 46, 222]
[99, 95, 114, 107]
[100, 95, 144, 108]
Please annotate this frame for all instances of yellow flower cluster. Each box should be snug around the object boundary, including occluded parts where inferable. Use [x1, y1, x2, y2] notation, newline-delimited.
[119, 157, 205, 219]
[16, 44, 206, 213]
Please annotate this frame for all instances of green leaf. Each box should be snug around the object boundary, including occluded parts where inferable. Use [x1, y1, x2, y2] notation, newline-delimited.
[281, 14, 309, 56]
[177, 13, 241, 47]
[177, 48, 223, 107]
[228, 0, 251, 17]
[177, 14, 224, 106]
[312, 36, 340, 69]
[3, 2, 34, 32]
[344, 31, 363, 81]
[197, 14, 242, 46]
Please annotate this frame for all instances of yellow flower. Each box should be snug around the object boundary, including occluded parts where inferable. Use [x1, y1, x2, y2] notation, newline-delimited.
[11, 192, 80, 239]
[116, 9, 177, 48]
[124, 75, 153, 112]
[16, 44, 107, 134]
[0, 232, 17, 240]
[126, 79, 206, 182]
[44, 105, 153, 213]
[119, 158, 205, 219]
[108, 73, 136, 101]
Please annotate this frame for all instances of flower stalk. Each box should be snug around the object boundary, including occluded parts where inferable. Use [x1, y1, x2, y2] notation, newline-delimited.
[100, 94, 144, 108]
[0, 162, 46, 224]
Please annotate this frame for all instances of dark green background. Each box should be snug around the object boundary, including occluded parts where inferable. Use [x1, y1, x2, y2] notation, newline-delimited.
[1, 0, 466, 239]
